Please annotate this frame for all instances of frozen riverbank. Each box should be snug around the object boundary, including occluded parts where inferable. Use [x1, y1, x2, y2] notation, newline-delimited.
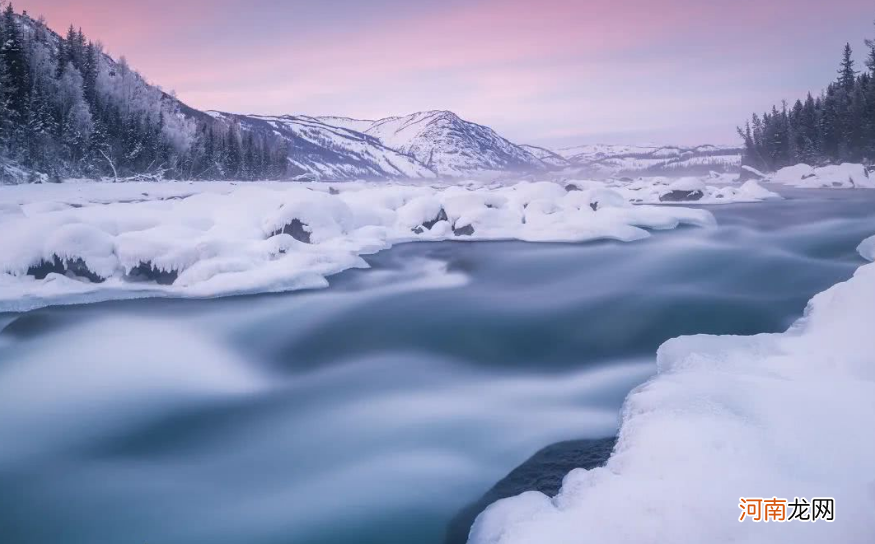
[470, 222, 875, 542]
[0, 179, 729, 312]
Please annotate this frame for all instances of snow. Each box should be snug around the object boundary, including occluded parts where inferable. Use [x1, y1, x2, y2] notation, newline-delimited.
[0, 179, 722, 312]
[770, 163, 874, 189]
[362, 111, 543, 177]
[666, 177, 706, 192]
[858, 235, 875, 262]
[741, 165, 767, 179]
[311, 115, 376, 133]
[600, 177, 781, 204]
[520, 145, 570, 168]
[469, 237, 875, 544]
[549, 144, 743, 178]
[206, 112, 437, 181]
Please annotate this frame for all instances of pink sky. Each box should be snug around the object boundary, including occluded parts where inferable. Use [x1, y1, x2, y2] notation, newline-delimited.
[19, 0, 875, 146]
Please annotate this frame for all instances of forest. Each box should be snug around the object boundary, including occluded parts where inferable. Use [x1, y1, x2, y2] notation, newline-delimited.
[0, 4, 289, 182]
[739, 23, 875, 171]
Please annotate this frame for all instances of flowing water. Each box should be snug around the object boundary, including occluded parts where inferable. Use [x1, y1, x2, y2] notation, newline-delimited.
[1, 188, 874, 544]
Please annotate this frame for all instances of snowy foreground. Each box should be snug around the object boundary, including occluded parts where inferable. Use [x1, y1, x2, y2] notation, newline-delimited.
[0, 178, 782, 312]
[470, 235, 875, 544]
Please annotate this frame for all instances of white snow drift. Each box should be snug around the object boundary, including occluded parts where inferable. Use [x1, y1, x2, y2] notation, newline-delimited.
[0, 180, 724, 312]
[769, 163, 874, 189]
[597, 176, 781, 204]
[469, 235, 875, 544]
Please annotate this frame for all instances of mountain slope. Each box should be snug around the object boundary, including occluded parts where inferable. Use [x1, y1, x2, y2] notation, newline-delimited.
[520, 145, 571, 168]
[0, 9, 292, 183]
[551, 143, 743, 177]
[210, 113, 436, 181]
[362, 111, 545, 177]
[215, 110, 550, 180]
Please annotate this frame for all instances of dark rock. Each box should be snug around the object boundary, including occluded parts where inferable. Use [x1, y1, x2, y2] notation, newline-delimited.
[128, 263, 179, 285]
[27, 256, 105, 283]
[445, 437, 617, 544]
[272, 218, 312, 244]
[329, 187, 340, 195]
[590, 202, 599, 211]
[423, 208, 449, 231]
[659, 189, 704, 202]
[619, 177, 634, 182]
[565, 183, 582, 192]
[802, 173, 817, 180]
[453, 224, 475, 237]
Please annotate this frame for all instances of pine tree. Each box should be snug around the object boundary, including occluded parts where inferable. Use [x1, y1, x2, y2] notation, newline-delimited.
[1, 3, 31, 122]
[0, 49, 11, 151]
[82, 42, 98, 106]
[799, 93, 819, 162]
[0, 2, 291, 182]
[865, 21, 875, 75]
[837, 43, 857, 91]
[225, 124, 242, 178]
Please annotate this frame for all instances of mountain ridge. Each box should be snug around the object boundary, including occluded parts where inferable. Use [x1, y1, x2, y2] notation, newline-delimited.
[0, 6, 742, 184]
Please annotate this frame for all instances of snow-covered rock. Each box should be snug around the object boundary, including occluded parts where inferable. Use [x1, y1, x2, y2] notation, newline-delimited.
[857, 234, 875, 262]
[469, 236, 875, 544]
[602, 177, 780, 204]
[658, 178, 707, 202]
[0, 180, 718, 312]
[739, 165, 767, 181]
[770, 163, 874, 189]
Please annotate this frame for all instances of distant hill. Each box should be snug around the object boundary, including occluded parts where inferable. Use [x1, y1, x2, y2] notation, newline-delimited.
[545, 143, 743, 177]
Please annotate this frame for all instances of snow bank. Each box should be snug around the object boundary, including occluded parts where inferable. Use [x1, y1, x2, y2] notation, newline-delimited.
[0, 181, 717, 312]
[597, 176, 781, 204]
[469, 238, 875, 544]
[857, 235, 875, 262]
[770, 163, 874, 189]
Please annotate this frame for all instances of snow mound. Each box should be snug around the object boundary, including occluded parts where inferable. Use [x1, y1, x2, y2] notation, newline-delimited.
[0, 181, 716, 312]
[857, 235, 875, 262]
[770, 163, 874, 189]
[469, 238, 875, 544]
[598, 177, 781, 204]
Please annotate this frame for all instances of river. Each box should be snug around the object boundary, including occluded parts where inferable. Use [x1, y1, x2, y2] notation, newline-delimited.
[1, 188, 873, 544]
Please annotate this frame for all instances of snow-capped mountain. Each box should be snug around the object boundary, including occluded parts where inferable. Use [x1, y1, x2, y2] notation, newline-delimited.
[212, 110, 547, 181]
[361, 111, 545, 177]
